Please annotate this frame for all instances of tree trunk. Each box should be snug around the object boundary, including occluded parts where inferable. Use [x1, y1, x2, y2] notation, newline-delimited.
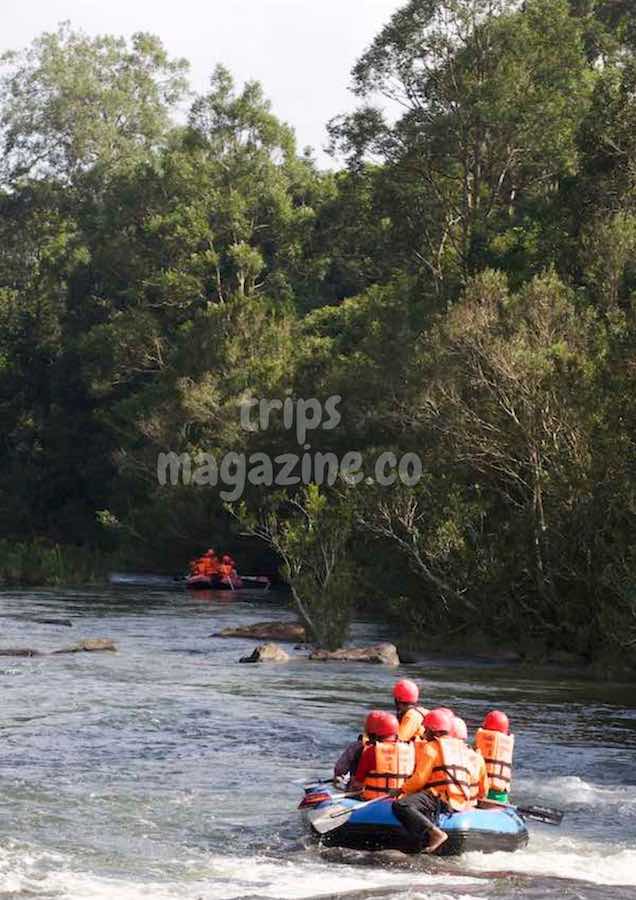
[530, 448, 558, 608]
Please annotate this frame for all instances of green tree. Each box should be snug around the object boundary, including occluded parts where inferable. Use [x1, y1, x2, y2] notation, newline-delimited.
[414, 269, 633, 655]
[581, 211, 636, 308]
[569, 1, 636, 60]
[0, 24, 189, 185]
[331, 0, 593, 292]
[185, 65, 328, 307]
[235, 486, 356, 650]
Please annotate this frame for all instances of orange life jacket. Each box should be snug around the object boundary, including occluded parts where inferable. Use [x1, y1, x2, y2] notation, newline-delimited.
[474, 728, 514, 795]
[424, 737, 482, 811]
[398, 705, 430, 741]
[361, 741, 416, 800]
[196, 556, 218, 577]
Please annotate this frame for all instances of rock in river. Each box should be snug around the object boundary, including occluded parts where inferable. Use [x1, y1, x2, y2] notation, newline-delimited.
[308, 642, 400, 666]
[0, 639, 117, 657]
[213, 621, 306, 642]
[53, 638, 117, 654]
[239, 643, 291, 664]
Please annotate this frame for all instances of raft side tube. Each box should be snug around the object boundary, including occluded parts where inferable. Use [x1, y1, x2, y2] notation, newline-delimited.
[301, 785, 529, 856]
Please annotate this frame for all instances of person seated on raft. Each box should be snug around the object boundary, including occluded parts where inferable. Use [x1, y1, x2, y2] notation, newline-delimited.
[334, 732, 365, 783]
[393, 679, 430, 742]
[218, 554, 237, 581]
[348, 711, 415, 800]
[333, 680, 428, 782]
[451, 715, 468, 742]
[190, 549, 219, 578]
[474, 710, 514, 803]
[392, 708, 489, 854]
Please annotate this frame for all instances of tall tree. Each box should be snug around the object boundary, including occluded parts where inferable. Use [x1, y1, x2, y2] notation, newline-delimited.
[0, 24, 189, 186]
[331, 0, 593, 293]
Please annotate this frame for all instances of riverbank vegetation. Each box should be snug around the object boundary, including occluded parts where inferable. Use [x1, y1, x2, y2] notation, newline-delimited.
[0, 2, 634, 665]
[0, 541, 109, 587]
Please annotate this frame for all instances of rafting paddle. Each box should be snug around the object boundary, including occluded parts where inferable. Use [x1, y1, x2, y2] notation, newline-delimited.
[310, 796, 387, 835]
[303, 777, 338, 786]
[515, 804, 563, 826]
[479, 798, 563, 826]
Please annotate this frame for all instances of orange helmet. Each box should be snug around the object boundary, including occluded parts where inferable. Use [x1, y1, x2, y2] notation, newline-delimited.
[365, 710, 399, 740]
[483, 710, 509, 733]
[424, 708, 453, 735]
[393, 678, 419, 704]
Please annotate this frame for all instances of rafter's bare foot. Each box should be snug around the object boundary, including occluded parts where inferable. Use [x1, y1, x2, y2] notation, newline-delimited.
[424, 827, 448, 854]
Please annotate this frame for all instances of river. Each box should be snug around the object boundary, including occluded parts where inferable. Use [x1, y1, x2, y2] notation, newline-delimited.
[0, 587, 634, 900]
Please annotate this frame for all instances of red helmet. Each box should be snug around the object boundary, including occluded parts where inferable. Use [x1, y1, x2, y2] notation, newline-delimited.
[483, 710, 509, 733]
[423, 708, 453, 735]
[451, 716, 468, 741]
[365, 710, 399, 740]
[222, 554, 232, 562]
[393, 679, 419, 704]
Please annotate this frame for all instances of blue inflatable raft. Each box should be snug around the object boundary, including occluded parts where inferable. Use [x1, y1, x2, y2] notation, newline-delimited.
[299, 784, 529, 855]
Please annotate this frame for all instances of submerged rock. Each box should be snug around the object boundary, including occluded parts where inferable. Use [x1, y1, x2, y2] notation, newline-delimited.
[309, 643, 400, 666]
[0, 639, 116, 657]
[239, 642, 291, 663]
[213, 621, 306, 642]
[0, 616, 73, 627]
[53, 638, 117, 654]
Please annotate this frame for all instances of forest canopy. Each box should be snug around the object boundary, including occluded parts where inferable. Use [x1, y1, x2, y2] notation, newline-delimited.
[0, 2, 634, 665]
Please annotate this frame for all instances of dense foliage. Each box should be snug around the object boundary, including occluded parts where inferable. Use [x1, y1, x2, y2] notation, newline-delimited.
[1, 4, 634, 664]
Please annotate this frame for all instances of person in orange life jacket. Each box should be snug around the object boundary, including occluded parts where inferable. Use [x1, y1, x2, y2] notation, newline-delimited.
[217, 554, 236, 580]
[392, 708, 489, 854]
[335, 680, 427, 781]
[451, 716, 468, 741]
[189, 549, 219, 579]
[393, 679, 430, 741]
[474, 710, 514, 803]
[349, 711, 415, 800]
[333, 678, 431, 784]
[449, 714, 490, 804]
[189, 550, 216, 577]
[223, 554, 237, 575]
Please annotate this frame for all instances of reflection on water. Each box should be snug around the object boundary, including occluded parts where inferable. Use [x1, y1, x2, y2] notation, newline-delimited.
[0, 587, 634, 899]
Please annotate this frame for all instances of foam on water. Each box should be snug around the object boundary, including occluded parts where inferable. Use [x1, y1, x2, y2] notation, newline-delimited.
[0, 588, 634, 900]
[0, 843, 485, 900]
[201, 854, 484, 899]
[4, 837, 634, 899]
[464, 833, 636, 887]
[519, 774, 636, 808]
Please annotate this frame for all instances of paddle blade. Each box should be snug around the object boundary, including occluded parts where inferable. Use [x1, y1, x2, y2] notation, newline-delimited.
[307, 795, 387, 835]
[516, 804, 564, 826]
[298, 790, 333, 809]
[310, 803, 354, 835]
